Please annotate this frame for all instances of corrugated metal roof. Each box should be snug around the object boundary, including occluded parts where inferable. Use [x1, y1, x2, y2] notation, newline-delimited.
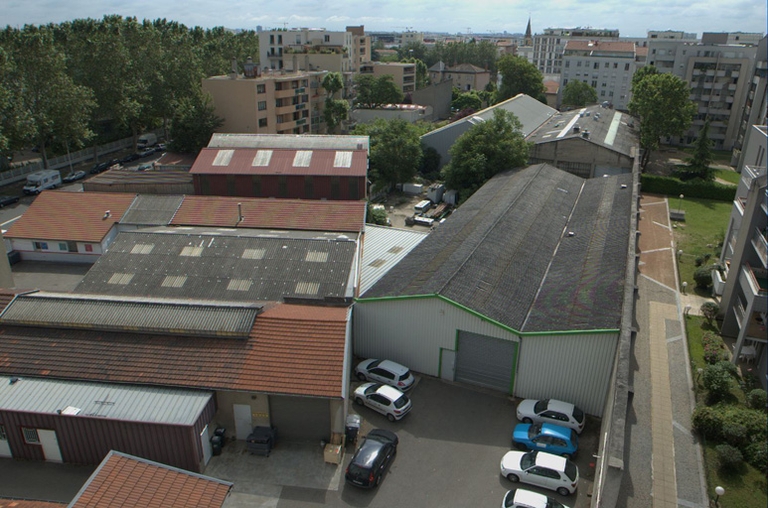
[359, 225, 429, 296]
[208, 133, 369, 152]
[189, 148, 367, 176]
[0, 376, 213, 425]
[0, 292, 260, 338]
[121, 194, 184, 226]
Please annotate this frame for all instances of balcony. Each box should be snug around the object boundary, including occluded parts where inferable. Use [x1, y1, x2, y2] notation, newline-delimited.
[740, 264, 768, 309]
[753, 228, 768, 267]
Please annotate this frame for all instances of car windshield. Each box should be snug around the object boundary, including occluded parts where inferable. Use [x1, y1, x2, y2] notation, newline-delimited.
[572, 406, 584, 423]
[369, 359, 383, 369]
[347, 462, 369, 478]
[393, 395, 409, 409]
[520, 451, 536, 469]
[528, 424, 542, 439]
[399, 370, 412, 381]
[564, 461, 578, 482]
[548, 500, 566, 508]
[534, 399, 549, 414]
[363, 384, 379, 395]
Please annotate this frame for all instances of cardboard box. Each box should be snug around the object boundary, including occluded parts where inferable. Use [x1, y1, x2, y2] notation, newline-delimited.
[324, 443, 343, 464]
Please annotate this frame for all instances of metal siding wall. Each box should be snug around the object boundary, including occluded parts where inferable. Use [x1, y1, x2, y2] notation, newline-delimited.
[514, 332, 618, 416]
[354, 298, 520, 377]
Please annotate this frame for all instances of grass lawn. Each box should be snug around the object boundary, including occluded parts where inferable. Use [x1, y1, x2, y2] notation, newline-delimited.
[715, 168, 740, 185]
[672, 198, 733, 296]
[677, 146, 734, 164]
[685, 316, 768, 507]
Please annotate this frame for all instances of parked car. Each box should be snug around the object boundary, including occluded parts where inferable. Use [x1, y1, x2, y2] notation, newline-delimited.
[120, 153, 140, 164]
[90, 158, 119, 174]
[63, 170, 86, 183]
[353, 382, 412, 422]
[154, 143, 166, 153]
[516, 399, 585, 434]
[0, 195, 20, 207]
[137, 163, 153, 171]
[345, 429, 398, 488]
[502, 488, 570, 508]
[138, 148, 155, 158]
[512, 422, 578, 459]
[500, 450, 579, 496]
[355, 358, 415, 391]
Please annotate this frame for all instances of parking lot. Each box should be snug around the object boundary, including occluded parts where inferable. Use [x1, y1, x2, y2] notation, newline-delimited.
[206, 375, 598, 508]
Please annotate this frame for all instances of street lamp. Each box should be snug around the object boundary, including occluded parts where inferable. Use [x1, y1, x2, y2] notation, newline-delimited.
[677, 193, 684, 212]
[714, 486, 725, 507]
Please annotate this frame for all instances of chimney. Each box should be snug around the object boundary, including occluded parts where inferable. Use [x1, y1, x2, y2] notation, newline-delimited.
[244, 57, 256, 78]
[229, 57, 238, 79]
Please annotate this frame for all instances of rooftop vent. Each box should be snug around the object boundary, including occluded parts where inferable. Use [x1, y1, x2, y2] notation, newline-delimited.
[573, 124, 580, 133]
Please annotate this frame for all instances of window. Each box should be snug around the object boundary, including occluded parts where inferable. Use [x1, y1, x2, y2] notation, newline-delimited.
[258, 118, 268, 128]
[277, 34, 282, 44]
[591, 80, 597, 88]
[269, 35, 274, 44]
[604, 62, 609, 68]
[58, 242, 67, 251]
[593, 62, 599, 69]
[601, 90, 606, 96]
[85, 244, 93, 252]
[625, 63, 630, 71]
[324, 35, 330, 42]
[257, 84, 266, 93]
[258, 101, 267, 111]
[565, 60, 570, 68]
[613, 62, 618, 69]
[33, 241, 48, 251]
[23, 428, 40, 444]
[577, 61, 582, 67]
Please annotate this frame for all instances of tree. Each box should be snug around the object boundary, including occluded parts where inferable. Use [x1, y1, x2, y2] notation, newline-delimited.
[418, 145, 442, 181]
[354, 74, 404, 108]
[700, 301, 719, 325]
[353, 119, 422, 191]
[169, 90, 223, 153]
[322, 72, 348, 134]
[679, 120, 715, 181]
[631, 65, 659, 90]
[0, 46, 34, 158]
[561, 81, 598, 107]
[496, 55, 546, 103]
[451, 90, 482, 112]
[629, 72, 696, 169]
[400, 57, 428, 89]
[442, 109, 530, 200]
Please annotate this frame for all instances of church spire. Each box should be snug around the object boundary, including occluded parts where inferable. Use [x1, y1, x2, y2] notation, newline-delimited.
[524, 16, 532, 46]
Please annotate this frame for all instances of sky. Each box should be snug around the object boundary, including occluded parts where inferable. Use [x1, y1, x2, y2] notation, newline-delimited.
[2, 0, 766, 38]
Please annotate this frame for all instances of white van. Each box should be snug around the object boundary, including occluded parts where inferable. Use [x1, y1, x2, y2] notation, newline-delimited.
[23, 170, 61, 195]
[137, 133, 158, 148]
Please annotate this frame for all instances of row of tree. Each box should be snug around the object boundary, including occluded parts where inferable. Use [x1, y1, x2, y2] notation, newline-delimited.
[0, 16, 260, 165]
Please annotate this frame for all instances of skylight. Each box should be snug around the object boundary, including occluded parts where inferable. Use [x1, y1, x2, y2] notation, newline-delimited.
[180, 246, 203, 257]
[242, 248, 266, 259]
[227, 279, 253, 291]
[213, 149, 234, 166]
[295, 281, 320, 295]
[161, 275, 188, 288]
[252, 150, 273, 166]
[305, 251, 329, 262]
[130, 244, 154, 254]
[334, 151, 353, 168]
[108, 273, 134, 285]
[293, 150, 313, 167]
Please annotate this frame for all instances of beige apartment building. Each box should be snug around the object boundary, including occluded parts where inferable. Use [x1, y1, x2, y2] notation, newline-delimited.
[360, 62, 417, 94]
[259, 27, 370, 74]
[203, 62, 328, 135]
[428, 62, 491, 91]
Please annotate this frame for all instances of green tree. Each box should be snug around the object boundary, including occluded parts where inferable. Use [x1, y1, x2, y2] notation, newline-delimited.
[322, 72, 349, 134]
[400, 57, 429, 89]
[561, 81, 598, 107]
[452, 90, 482, 112]
[629, 72, 696, 169]
[0, 46, 34, 157]
[169, 90, 223, 153]
[679, 120, 715, 181]
[631, 65, 659, 90]
[353, 119, 422, 191]
[496, 55, 546, 103]
[442, 109, 530, 200]
[354, 74, 404, 108]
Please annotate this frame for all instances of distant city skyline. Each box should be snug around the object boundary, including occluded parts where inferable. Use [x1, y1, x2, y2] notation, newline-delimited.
[2, 0, 765, 39]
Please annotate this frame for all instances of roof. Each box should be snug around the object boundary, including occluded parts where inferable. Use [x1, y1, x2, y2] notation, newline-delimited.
[0, 376, 212, 425]
[0, 292, 260, 338]
[75, 229, 357, 303]
[563, 40, 637, 54]
[68, 451, 232, 508]
[189, 147, 368, 177]
[362, 164, 634, 332]
[543, 80, 560, 94]
[447, 63, 488, 74]
[527, 105, 638, 158]
[172, 195, 366, 233]
[208, 133, 369, 152]
[0, 501, 65, 508]
[0, 302, 349, 397]
[84, 170, 193, 191]
[121, 194, 184, 226]
[359, 225, 429, 296]
[428, 61, 446, 72]
[5, 191, 136, 243]
[534, 451, 567, 471]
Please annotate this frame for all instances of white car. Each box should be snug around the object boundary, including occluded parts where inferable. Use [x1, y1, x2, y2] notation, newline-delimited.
[500, 450, 579, 496]
[353, 382, 412, 422]
[502, 488, 571, 508]
[516, 399, 585, 435]
[355, 359, 415, 391]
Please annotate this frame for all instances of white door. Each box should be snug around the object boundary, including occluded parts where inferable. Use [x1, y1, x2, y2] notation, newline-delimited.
[440, 349, 456, 381]
[233, 404, 253, 440]
[200, 425, 212, 465]
[38, 429, 62, 462]
[0, 425, 11, 458]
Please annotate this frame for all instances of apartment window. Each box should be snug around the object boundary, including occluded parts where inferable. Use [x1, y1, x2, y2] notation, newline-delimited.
[593, 62, 599, 69]
[652, 49, 656, 54]
[22, 428, 40, 444]
[278, 34, 282, 44]
[613, 62, 618, 69]
[577, 61, 582, 67]
[591, 80, 597, 88]
[324, 35, 330, 42]
[601, 90, 606, 96]
[85, 244, 93, 252]
[604, 62, 609, 68]
[565, 60, 570, 68]
[563, 79, 569, 86]
[601, 82, 607, 88]
[269, 35, 274, 44]
[258, 118, 268, 128]
[33, 241, 48, 251]
[257, 84, 266, 93]
[609, 91, 614, 97]
[258, 101, 267, 111]
[625, 63, 630, 71]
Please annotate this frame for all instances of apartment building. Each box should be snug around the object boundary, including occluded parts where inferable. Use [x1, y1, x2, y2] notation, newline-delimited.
[561, 40, 645, 111]
[734, 36, 767, 167]
[716, 125, 767, 388]
[360, 62, 417, 94]
[532, 27, 620, 76]
[203, 62, 328, 135]
[647, 32, 760, 150]
[346, 25, 372, 71]
[259, 28, 355, 73]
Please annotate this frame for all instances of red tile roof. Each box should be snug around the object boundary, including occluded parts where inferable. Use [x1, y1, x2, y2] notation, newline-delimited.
[0, 303, 349, 398]
[190, 148, 367, 177]
[70, 451, 232, 508]
[5, 191, 136, 243]
[0, 501, 66, 508]
[172, 196, 366, 233]
[543, 80, 560, 94]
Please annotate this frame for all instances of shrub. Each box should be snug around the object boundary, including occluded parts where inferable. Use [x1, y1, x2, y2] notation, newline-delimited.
[745, 441, 768, 473]
[692, 404, 767, 443]
[715, 443, 743, 469]
[715, 359, 738, 378]
[692, 405, 723, 440]
[693, 266, 713, 289]
[702, 332, 728, 364]
[640, 174, 737, 201]
[722, 423, 748, 448]
[700, 302, 719, 325]
[746, 389, 767, 411]
[695, 256, 704, 267]
[703, 363, 733, 402]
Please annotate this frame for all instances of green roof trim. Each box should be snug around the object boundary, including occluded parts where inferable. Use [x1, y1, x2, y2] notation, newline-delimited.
[355, 294, 619, 337]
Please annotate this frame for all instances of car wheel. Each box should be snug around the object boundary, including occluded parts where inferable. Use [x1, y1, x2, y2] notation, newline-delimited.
[506, 473, 519, 482]
[356, 372, 367, 381]
[387, 413, 396, 422]
[355, 397, 364, 406]
[375, 475, 381, 486]
[522, 417, 532, 424]
[557, 487, 571, 496]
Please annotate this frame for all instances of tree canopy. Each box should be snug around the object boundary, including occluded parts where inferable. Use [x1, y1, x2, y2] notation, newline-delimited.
[442, 109, 530, 201]
[322, 72, 349, 134]
[678, 120, 715, 181]
[169, 89, 223, 153]
[629, 72, 696, 169]
[496, 55, 546, 104]
[352, 118, 422, 191]
[353, 74, 404, 108]
[561, 81, 598, 107]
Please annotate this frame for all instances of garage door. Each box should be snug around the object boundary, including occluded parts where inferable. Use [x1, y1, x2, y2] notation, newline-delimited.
[455, 330, 518, 393]
[269, 396, 331, 442]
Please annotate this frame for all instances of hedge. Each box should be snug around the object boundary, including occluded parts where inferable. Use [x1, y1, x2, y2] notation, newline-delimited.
[640, 174, 737, 201]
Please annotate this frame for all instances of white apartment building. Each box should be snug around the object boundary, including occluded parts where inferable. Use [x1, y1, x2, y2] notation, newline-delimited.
[259, 28, 355, 73]
[532, 27, 620, 75]
[734, 36, 767, 167]
[560, 40, 645, 111]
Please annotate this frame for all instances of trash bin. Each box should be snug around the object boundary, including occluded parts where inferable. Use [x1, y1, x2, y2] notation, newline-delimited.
[345, 414, 361, 446]
[246, 426, 278, 456]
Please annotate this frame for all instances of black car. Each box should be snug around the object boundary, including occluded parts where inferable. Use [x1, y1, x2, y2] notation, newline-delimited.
[345, 429, 398, 488]
[0, 195, 20, 208]
[90, 158, 119, 174]
[120, 153, 140, 164]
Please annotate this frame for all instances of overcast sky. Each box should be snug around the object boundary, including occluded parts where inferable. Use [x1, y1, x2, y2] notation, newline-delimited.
[2, 0, 765, 38]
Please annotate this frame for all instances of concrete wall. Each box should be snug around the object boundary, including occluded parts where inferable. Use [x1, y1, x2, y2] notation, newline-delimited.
[411, 80, 453, 120]
[529, 137, 633, 178]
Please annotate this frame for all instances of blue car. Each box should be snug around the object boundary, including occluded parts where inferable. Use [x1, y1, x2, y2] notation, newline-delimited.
[512, 422, 578, 459]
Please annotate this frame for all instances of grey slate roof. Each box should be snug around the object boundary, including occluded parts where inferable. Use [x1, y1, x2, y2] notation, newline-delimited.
[76, 228, 357, 302]
[208, 133, 369, 152]
[363, 164, 634, 332]
[120, 194, 184, 226]
[0, 376, 212, 425]
[0, 292, 259, 337]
